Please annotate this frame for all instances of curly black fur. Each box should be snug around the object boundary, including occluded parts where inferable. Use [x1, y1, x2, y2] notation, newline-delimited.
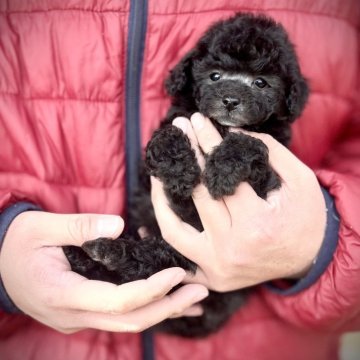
[64, 12, 309, 337]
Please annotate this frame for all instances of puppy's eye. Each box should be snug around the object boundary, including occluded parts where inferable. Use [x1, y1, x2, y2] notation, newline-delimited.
[254, 78, 268, 88]
[210, 72, 221, 81]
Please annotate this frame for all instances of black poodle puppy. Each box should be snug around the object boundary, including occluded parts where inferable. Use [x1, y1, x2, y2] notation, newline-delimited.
[64, 13, 309, 337]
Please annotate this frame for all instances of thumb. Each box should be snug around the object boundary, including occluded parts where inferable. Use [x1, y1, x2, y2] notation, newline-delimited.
[20, 211, 125, 247]
[62, 213, 125, 246]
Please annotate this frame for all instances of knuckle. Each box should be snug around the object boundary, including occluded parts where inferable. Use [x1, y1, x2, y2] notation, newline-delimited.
[167, 297, 187, 318]
[256, 132, 274, 145]
[159, 228, 174, 243]
[192, 185, 210, 202]
[210, 278, 229, 292]
[56, 327, 79, 334]
[104, 292, 134, 314]
[52, 316, 80, 334]
[67, 215, 93, 242]
[119, 323, 145, 333]
[302, 166, 316, 182]
[171, 307, 185, 318]
[293, 163, 316, 188]
[149, 288, 167, 303]
[134, 323, 147, 332]
[255, 133, 280, 153]
[104, 301, 127, 315]
[207, 261, 235, 292]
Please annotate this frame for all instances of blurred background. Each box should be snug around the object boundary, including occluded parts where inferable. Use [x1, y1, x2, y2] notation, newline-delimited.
[341, 333, 360, 360]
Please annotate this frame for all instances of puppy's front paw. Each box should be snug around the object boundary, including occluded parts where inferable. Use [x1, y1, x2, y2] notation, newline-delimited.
[82, 236, 197, 284]
[204, 132, 280, 199]
[145, 125, 201, 198]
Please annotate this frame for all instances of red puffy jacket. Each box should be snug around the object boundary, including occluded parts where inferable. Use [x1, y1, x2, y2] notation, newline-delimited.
[0, 0, 360, 359]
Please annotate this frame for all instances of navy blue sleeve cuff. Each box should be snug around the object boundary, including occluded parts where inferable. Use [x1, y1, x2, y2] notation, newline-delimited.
[266, 186, 340, 296]
[0, 202, 41, 313]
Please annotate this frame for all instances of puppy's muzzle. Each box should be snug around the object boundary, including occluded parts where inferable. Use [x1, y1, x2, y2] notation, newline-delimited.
[222, 96, 240, 111]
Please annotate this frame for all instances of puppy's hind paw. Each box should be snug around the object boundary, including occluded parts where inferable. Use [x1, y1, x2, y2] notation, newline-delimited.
[82, 237, 126, 272]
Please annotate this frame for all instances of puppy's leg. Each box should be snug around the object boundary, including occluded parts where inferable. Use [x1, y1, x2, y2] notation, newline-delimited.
[204, 132, 281, 199]
[63, 245, 123, 283]
[80, 236, 196, 284]
[145, 125, 201, 199]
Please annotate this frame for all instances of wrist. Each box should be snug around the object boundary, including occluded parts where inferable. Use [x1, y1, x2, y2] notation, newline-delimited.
[0, 202, 41, 313]
[266, 186, 340, 295]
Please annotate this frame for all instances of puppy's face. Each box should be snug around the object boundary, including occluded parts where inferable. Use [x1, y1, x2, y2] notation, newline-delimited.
[193, 68, 286, 127]
[165, 13, 309, 128]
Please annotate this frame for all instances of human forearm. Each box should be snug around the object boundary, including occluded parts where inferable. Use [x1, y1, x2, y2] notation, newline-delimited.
[263, 172, 360, 331]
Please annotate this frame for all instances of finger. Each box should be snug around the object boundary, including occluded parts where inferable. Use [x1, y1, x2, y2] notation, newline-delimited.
[192, 182, 231, 230]
[24, 211, 124, 247]
[183, 267, 210, 287]
[151, 176, 205, 261]
[170, 304, 204, 318]
[231, 129, 310, 183]
[223, 181, 266, 216]
[76, 284, 209, 332]
[190, 113, 223, 154]
[172, 117, 230, 228]
[173, 117, 205, 169]
[57, 267, 189, 313]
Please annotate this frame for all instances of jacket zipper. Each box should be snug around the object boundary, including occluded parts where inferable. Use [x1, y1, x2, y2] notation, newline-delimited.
[125, 0, 148, 202]
[125, 1, 154, 360]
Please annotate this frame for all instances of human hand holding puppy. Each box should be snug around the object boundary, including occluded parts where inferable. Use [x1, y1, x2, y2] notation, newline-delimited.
[0, 211, 208, 333]
[151, 113, 326, 292]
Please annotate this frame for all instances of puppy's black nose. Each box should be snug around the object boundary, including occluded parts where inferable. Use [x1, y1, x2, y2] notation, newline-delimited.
[222, 96, 240, 111]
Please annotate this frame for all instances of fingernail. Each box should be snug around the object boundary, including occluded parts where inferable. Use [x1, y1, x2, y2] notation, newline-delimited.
[97, 216, 124, 238]
[172, 117, 188, 133]
[182, 305, 204, 317]
[137, 226, 149, 239]
[171, 270, 186, 287]
[193, 289, 209, 302]
[191, 113, 205, 130]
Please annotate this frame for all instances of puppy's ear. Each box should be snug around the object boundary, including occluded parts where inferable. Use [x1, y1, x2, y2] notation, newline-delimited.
[286, 75, 309, 122]
[165, 50, 196, 97]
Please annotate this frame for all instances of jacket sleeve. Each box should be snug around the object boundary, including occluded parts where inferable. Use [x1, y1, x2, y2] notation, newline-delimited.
[0, 192, 41, 312]
[262, 116, 360, 332]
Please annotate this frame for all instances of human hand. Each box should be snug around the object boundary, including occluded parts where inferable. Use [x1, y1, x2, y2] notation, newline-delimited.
[151, 113, 326, 292]
[0, 211, 208, 333]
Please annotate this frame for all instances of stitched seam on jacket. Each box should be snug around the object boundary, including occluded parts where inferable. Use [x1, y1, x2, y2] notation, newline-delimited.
[149, 7, 360, 29]
[0, 171, 123, 190]
[1, 7, 357, 28]
[0, 9, 128, 15]
[0, 92, 120, 104]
